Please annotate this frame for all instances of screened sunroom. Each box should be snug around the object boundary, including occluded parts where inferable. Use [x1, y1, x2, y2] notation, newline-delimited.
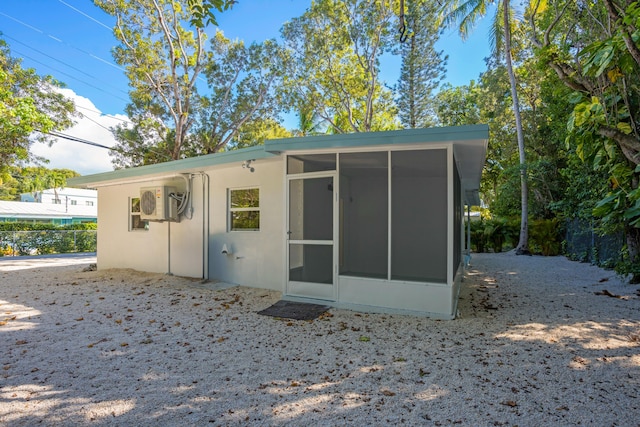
[266, 125, 487, 318]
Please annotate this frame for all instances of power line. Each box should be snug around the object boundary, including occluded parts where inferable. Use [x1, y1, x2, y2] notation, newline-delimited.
[40, 130, 174, 162]
[11, 47, 130, 103]
[47, 130, 114, 150]
[57, 0, 112, 31]
[75, 105, 131, 124]
[78, 113, 116, 133]
[2, 33, 129, 98]
[0, 11, 125, 73]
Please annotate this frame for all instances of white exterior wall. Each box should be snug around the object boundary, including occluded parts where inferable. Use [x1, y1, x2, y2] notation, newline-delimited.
[93, 145, 467, 317]
[95, 157, 285, 288]
[97, 175, 205, 277]
[208, 158, 284, 291]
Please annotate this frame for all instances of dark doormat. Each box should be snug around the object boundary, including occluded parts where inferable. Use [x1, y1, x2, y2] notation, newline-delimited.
[257, 300, 330, 321]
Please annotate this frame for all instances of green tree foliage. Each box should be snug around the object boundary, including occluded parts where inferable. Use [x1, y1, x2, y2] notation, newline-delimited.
[97, 1, 285, 167]
[527, 0, 640, 279]
[0, 167, 78, 201]
[231, 118, 292, 150]
[433, 82, 482, 127]
[193, 33, 288, 154]
[0, 39, 76, 175]
[395, 0, 447, 129]
[281, 0, 399, 133]
[95, 0, 209, 163]
[186, 0, 235, 27]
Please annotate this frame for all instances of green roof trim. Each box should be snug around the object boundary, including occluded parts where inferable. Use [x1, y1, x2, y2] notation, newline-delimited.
[265, 124, 488, 153]
[68, 145, 275, 187]
[68, 126, 489, 188]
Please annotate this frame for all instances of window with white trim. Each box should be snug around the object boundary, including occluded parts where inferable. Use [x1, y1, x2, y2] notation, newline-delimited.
[129, 197, 148, 231]
[229, 188, 260, 231]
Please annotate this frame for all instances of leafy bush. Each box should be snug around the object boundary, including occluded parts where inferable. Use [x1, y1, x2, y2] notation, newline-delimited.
[469, 219, 488, 252]
[484, 218, 508, 253]
[529, 218, 562, 256]
[470, 217, 561, 255]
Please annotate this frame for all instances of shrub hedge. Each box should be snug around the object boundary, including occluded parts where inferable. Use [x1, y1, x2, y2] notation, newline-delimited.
[468, 218, 562, 256]
[0, 223, 97, 256]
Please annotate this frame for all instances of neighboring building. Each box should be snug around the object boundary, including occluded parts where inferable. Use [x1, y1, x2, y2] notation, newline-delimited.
[0, 200, 97, 224]
[21, 187, 97, 208]
[68, 126, 488, 318]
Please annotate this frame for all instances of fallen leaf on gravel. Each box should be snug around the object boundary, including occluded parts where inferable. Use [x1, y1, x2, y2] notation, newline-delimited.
[75, 317, 84, 321]
[382, 390, 396, 396]
[502, 400, 517, 407]
[88, 338, 108, 348]
[120, 342, 128, 347]
[15, 340, 27, 345]
[594, 289, 624, 299]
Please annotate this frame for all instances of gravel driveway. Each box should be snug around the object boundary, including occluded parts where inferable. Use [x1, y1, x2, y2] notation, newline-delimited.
[1, 252, 639, 426]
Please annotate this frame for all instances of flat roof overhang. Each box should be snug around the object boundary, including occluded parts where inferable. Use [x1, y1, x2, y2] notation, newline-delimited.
[266, 125, 488, 206]
[68, 125, 488, 203]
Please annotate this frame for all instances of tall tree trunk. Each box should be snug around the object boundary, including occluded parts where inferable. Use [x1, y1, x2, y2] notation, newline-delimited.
[502, 0, 530, 255]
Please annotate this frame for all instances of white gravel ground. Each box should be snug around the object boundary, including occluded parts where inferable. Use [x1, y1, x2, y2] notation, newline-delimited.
[1, 252, 639, 426]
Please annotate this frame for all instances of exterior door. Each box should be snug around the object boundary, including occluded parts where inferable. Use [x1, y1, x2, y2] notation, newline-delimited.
[286, 173, 336, 300]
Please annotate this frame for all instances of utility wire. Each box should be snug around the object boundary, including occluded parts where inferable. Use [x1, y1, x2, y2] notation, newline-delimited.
[75, 105, 131, 124]
[57, 0, 112, 31]
[2, 33, 129, 97]
[41, 130, 174, 162]
[77, 113, 117, 133]
[11, 48, 129, 103]
[0, 11, 125, 73]
[47, 130, 114, 150]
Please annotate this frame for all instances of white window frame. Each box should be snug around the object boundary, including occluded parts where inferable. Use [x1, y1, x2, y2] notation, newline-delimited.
[228, 187, 260, 231]
[129, 197, 148, 231]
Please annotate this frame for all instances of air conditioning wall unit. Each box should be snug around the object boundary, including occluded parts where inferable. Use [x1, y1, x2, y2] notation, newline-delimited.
[139, 186, 178, 221]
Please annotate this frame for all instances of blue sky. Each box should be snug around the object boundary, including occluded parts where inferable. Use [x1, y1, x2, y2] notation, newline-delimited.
[0, 0, 491, 174]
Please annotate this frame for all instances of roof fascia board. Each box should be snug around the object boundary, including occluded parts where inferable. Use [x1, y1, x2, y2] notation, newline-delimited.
[68, 145, 275, 188]
[68, 125, 489, 188]
[265, 124, 488, 153]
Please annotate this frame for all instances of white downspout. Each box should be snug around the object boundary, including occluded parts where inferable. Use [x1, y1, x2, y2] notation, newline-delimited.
[200, 172, 210, 280]
[167, 220, 172, 275]
[465, 205, 471, 267]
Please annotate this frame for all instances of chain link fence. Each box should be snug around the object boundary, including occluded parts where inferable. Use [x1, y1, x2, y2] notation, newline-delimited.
[564, 218, 623, 268]
[0, 230, 97, 257]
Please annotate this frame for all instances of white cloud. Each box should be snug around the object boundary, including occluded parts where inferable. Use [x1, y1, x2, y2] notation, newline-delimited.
[30, 88, 130, 176]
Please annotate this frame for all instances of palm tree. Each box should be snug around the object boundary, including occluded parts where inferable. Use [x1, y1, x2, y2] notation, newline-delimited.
[438, 0, 530, 255]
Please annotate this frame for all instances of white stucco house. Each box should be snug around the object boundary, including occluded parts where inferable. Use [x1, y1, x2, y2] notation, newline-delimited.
[68, 125, 488, 318]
